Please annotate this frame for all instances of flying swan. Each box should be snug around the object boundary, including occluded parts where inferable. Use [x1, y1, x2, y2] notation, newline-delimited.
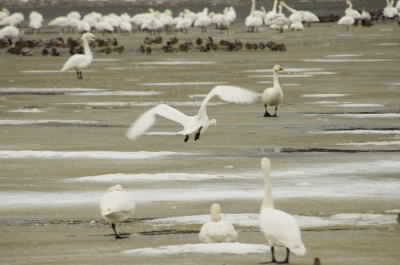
[61, 32, 95, 80]
[100, 184, 135, 239]
[126, 85, 259, 142]
[259, 158, 306, 264]
[198, 203, 238, 243]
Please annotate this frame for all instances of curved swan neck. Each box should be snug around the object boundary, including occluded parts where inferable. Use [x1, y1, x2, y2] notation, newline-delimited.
[347, 1, 353, 9]
[83, 37, 92, 58]
[281, 2, 297, 13]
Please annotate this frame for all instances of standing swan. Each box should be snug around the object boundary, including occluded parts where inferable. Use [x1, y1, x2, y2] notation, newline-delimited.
[199, 203, 238, 243]
[259, 158, 306, 264]
[126, 85, 259, 142]
[61, 32, 95, 80]
[262, 65, 283, 117]
[100, 184, 135, 239]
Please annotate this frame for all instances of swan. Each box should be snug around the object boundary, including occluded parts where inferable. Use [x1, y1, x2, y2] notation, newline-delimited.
[259, 157, 306, 264]
[245, 0, 263, 32]
[360, 9, 371, 21]
[194, 9, 212, 32]
[199, 203, 238, 243]
[0, 8, 9, 20]
[61, 32, 95, 80]
[397, 0, 400, 11]
[0, 12, 24, 26]
[262, 65, 283, 117]
[345, 0, 361, 21]
[100, 184, 135, 239]
[384, 0, 399, 19]
[264, 0, 279, 26]
[280, 1, 319, 26]
[126, 85, 259, 142]
[0, 25, 19, 39]
[337, 14, 355, 30]
[29, 11, 43, 32]
[269, 4, 290, 33]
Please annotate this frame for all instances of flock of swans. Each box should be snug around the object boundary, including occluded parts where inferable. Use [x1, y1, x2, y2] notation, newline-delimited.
[100, 157, 305, 263]
[1, 0, 400, 39]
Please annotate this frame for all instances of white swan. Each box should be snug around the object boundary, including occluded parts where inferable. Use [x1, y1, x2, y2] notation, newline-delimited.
[0, 25, 19, 39]
[61, 32, 95, 80]
[262, 65, 283, 117]
[245, 0, 263, 32]
[337, 14, 355, 30]
[345, 0, 361, 20]
[199, 203, 238, 243]
[126, 85, 259, 142]
[360, 9, 371, 21]
[259, 157, 306, 263]
[100, 184, 135, 239]
[280, 1, 319, 26]
[384, 0, 399, 19]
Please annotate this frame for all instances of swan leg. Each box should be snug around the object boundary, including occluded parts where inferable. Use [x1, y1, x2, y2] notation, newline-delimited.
[194, 126, 202, 141]
[260, 246, 277, 264]
[75, 70, 80, 79]
[79, 71, 83, 80]
[184, 135, 189, 142]
[273, 106, 278, 117]
[275, 248, 290, 264]
[264, 105, 271, 117]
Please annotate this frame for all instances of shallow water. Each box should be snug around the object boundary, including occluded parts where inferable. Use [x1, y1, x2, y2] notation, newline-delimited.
[1, 21, 400, 265]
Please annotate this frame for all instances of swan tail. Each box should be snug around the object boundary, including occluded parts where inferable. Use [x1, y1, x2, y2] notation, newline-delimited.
[290, 243, 306, 256]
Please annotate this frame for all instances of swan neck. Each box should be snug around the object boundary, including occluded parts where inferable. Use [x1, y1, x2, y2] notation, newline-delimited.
[262, 171, 274, 209]
[281, 2, 296, 13]
[83, 37, 92, 58]
[250, 0, 256, 15]
[210, 203, 221, 222]
[272, 0, 278, 12]
[273, 70, 280, 89]
[347, 1, 353, 9]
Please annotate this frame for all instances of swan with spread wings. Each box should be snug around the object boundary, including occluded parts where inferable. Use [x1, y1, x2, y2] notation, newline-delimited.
[126, 85, 259, 142]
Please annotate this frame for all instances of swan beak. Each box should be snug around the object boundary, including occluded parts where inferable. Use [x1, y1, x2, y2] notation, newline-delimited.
[279, 66, 283, 71]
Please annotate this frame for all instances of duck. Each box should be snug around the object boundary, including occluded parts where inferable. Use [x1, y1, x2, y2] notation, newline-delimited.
[262, 65, 283, 117]
[100, 184, 135, 239]
[61, 32, 95, 80]
[126, 85, 259, 142]
[199, 203, 238, 243]
[259, 157, 306, 263]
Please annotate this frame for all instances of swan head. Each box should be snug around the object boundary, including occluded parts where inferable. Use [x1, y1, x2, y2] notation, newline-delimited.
[260, 157, 271, 173]
[273, 64, 283, 72]
[106, 184, 123, 192]
[210, 119, 217, 126]
[210, 203, 221, 222]
[81, 32, 95, 41]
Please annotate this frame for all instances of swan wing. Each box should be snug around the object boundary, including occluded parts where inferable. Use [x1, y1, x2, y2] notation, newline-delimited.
[199, 85, 259, 114]
[61, 54, 91, 71]
[126, 104, 191, 141]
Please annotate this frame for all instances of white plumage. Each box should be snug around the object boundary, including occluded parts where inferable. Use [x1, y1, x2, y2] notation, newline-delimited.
[262, 65, 283, 117]
[61, 32, 95, 80]
[0, 25, 19, 39]
[199, 203, 238, 243]
[100, 184, 135, 239]
[259, 158, 306, 263]
[338, 15, 355, 30]
[126, 85, 259, 142]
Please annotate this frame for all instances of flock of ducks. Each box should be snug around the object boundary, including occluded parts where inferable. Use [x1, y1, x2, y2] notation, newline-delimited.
[100, 156, 305, 264]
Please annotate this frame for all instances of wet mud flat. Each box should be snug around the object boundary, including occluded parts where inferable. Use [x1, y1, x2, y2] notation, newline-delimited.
[0, 22, 400, 265]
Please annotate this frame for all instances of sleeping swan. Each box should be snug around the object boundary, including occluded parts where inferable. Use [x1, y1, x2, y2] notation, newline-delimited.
[100, 184, 135, 239]
[259, 158, 306, 263]
[199, 203, 238, 243]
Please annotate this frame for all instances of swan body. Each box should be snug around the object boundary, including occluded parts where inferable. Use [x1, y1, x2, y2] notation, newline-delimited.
[0, 12, 24, 26]
[0, 25, 19, 39]
[29, 11, 43, 31]
[199, 203, 238, 243]
[0, 8, 10, 20]
[259, 158, 306, 263]
[338, 15, 355, 30]
[384, 0, 399, 18]
[262, 65, 283, 117]
[264, 0, 279, 25]
[269, 4, 290, 32]
[100, 184, 135, 239]
[360, 9, 371, 20]
[61, 32, 95, 80]
[126, 85, 259, 142]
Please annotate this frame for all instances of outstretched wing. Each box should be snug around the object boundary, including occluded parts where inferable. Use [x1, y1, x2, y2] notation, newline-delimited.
[126, 104, 191, 141]
[199, 85, 260, 114]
